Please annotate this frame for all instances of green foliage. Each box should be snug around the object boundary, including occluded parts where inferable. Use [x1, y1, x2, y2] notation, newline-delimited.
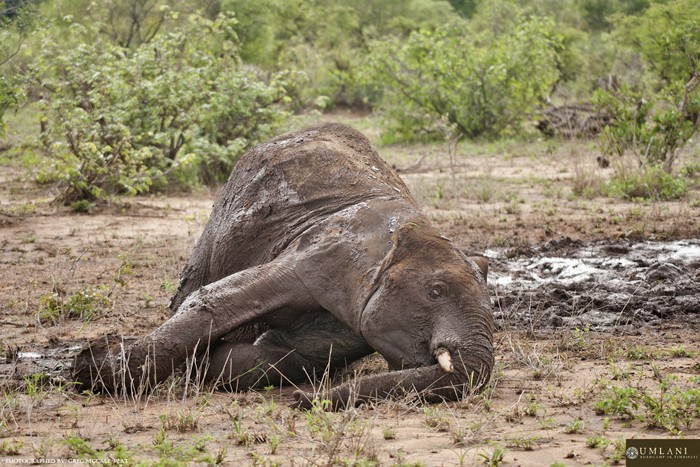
[222, 0, 457, 108]
[595, 0, 700, 173]
[477, 444, 506, 466]
[586, 434, 610, 449]
[369, 6, 561, 142]
[578, 0, 651, 32]
[33, 12, 292, 202]
[595, 375, 700, 434]
[38, 286, 112, 324]
[564, 417, 585, 434]
[0, 0, 39, 136]
[0, 75, 20, 137]
[603, 166, 688, 200]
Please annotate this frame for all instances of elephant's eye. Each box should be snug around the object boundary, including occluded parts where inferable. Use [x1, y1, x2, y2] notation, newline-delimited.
[428, 283, 446, 300]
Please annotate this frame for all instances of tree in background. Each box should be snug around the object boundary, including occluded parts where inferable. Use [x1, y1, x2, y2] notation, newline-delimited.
[33, 12, 294, 203]
[596, 0, 699, 174]
[368, 5, 562, 142]
[0, 0, 39, 137]
[221, 0, 456, 108]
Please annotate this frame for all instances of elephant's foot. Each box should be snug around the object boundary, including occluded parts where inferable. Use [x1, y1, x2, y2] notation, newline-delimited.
[72, 335, 149, 394]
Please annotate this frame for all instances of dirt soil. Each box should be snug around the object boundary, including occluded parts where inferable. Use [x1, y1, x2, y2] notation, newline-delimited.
[1, 121, 699, 465]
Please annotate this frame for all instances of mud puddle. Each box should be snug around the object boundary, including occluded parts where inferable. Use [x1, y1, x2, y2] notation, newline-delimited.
[487, 237, 700, 330]
[0, 345, 80, 386]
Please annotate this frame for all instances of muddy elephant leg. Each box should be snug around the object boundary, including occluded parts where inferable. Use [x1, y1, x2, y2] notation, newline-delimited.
[204, 341, 315, 390]
[204, 312, 373, 391]
[73, 259, 316, 393]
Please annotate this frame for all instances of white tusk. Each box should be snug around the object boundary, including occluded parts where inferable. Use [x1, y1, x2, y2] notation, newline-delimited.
[435, 348, 454, 373]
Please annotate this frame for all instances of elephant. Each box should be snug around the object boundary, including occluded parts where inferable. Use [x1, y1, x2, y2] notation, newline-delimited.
[73, 122, 494, 409]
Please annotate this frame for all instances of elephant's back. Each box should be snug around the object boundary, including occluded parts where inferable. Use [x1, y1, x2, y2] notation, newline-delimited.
[229, 122, 413, 210]
[170, 123, 413, 313]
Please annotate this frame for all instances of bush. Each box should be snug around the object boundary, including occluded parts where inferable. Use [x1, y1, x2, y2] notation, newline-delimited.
[39, 286, 112, 324]
[0, 0, 39, 136]
[369, 8, 561, 142]
[33, 12, 293, 203]
[603, 166, 688, 201]
[595, 0, 700, 173]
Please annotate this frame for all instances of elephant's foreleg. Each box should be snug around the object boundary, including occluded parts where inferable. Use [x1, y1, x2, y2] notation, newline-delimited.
[73, 259, 315, 393]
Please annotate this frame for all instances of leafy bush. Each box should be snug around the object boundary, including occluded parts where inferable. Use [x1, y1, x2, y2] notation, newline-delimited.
[595, 0, 700, 172]
[369, 8, 561, 142]
[0, 76, 21, 138]
[39, 286, 112, 324]
[221, 0, 457, 109]
[603, 166, 688, 200]
[34, 12, 293, 203]
[0, 0, 39, 136]
[595, 375, 700, 434]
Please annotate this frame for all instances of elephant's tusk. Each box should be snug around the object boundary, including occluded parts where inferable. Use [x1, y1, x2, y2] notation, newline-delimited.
[435, 348, 454, 373]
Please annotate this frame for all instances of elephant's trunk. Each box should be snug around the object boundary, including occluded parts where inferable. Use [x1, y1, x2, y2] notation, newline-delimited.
[293, 344, 494, 410]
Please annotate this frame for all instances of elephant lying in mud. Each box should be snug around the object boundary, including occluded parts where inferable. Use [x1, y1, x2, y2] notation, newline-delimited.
[74, 123, 494, 409]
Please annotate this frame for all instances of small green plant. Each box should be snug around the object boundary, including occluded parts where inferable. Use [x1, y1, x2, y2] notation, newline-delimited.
[608, 358, 633, 380]
[423, 407, 450, 432]
[594, 384, 639, 418]
[564, 418, 585, 434]
[524, 396, 540, 417]
[69, 200, 95, 213]
[670, 346, 695, 358]
[595, 375, 700, 433]
[162, 278, 179, 294]
[624, 345, 657, 361]
[538, 417, 556, 430]
[382, 426, 396, 440]
[564, 324, 591, 352]
[506, 436, 540, 451]
[38, 286, 112, 324]
[586, 434, 610, 449]
[63, 434, 101, 460]
[607, 436, 626, 463]
[478, 444, 506, 466]
[0, 439, 22, 456]
[160, 409, 200, 433]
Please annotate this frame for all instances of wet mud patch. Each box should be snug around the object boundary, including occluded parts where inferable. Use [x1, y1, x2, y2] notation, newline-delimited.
[488, 237, 700, 330]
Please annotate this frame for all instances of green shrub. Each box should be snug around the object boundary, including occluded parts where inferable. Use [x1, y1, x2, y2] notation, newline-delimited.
[595, 0, 700, 173]
[39, 286, 112, 324]
[369, 6, 561, 142]
[603, 166, 687, 200]
[0, 0, 39, 136]
[34, 12, 292, 203]
[595, 375, 700, 433]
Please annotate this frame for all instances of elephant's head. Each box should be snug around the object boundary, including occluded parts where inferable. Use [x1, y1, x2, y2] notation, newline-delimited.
[359, 221, 494, 398]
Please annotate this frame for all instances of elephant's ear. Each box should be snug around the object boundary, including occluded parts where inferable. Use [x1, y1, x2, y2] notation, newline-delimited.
[382, 221, 436, 267]
[467, 256, 488, 282]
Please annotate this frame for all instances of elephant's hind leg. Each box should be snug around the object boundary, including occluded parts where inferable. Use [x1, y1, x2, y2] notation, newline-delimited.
[204, 340, 313, 390]
[204, 311, 373, 391]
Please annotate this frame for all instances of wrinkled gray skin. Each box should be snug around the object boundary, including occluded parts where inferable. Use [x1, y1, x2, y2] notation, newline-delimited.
[74, 123, 494, 409]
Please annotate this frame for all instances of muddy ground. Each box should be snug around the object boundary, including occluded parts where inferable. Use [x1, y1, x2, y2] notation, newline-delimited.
[1, 117, 699, 465]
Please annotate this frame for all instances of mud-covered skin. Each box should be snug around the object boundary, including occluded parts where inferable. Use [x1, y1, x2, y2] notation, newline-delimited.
[74, 123, 494, 408]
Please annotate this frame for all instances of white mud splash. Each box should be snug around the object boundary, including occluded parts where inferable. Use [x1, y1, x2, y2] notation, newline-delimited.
[487, 238, 700, 330]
